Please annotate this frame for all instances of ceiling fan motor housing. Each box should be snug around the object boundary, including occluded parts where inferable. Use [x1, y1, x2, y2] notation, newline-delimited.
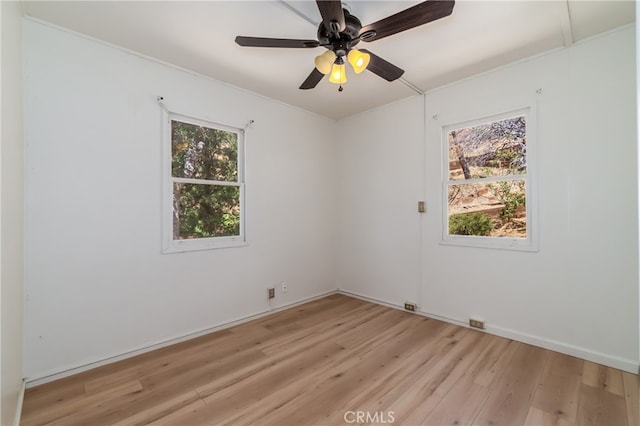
[317, 9, 362, 57]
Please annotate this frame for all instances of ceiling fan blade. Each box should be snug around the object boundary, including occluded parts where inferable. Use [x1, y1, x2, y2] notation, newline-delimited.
[360, 0, 454, 42]
[360, 49, 405, 82]
[316, 0, 346, 33]
[235, 36, 320, 48]
[299, 68, 325, 90]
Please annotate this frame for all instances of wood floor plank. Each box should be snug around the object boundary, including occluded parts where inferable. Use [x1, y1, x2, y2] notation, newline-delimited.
[576, 382, 628, 426]
[318, 318, 461, 424]
[530, 352, 583, 424]
[377, 325, 480, 424]
[473, 339, 519, 388]
[44, 387, 193, 426]
[328, 318, 453, 412]
[258, 301, 384, 356]
[524, 406, 573, 426]
[622, 371, 639, 426]
[21, 294, 636, 426]
[146, 398, 207, 426]
[21, 379, 144, 426]
[171, 339, 351, 425]
[254, 317, 452, 426]
[111, 390, 202, 426]
[139, 342, 268, 393]
[423, 377, 492, 426]
[582, 360, 606, 387]
[582, 360, 623, 394]
[203, 342, 346, 421]
[472, 342, 550, 426]
[418, 334, 522, 426]
[432, 330, 494, 398]
[605, 367, 626, 396]
[194, 307, 408, 403]
[84, 369, 141, 396]
[20, 382, 86, 424]
[221, 315, 430, 425]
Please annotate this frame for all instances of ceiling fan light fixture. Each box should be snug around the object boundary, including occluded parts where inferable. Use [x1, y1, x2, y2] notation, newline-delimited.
[314, 50, 336, 75]
[235, 0, 455, 91]
[347, 49, 370, 74]
[329, 58, 347, 85]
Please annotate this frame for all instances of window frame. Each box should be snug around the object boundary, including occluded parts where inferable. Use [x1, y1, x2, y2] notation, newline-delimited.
[440, 107, 538, 252]
[162, 111, 246, 253]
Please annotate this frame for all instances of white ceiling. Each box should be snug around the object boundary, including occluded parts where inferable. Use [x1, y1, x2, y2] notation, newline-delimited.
[22, 0, 635, 120]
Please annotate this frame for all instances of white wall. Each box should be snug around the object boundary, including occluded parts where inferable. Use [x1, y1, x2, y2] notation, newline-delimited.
[337, 26, 639, 372]
[23, 16, 639, 381]
[335, 95, 425, 305]
[23, 19, 337, 381]
[1, 1, 25, 424]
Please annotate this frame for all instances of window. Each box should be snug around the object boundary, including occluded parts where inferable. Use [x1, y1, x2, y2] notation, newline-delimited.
[442, 108, 536, 250]
[163, 113, 245, 252]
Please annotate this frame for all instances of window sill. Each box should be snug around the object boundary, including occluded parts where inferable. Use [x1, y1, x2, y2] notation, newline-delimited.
[440, 236, 538, 252]
[162, 239, 248, 254]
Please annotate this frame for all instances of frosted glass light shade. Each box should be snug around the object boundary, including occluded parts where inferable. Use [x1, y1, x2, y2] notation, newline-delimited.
[329, 63, 347, 84]
[347, 49, 370, 74]
[314, 50, 336, 75]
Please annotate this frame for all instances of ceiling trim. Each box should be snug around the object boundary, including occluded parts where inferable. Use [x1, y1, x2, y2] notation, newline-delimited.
[278, 0, 318, 27]
[560, 0, 574, 46]
[398, 77, 423, 95]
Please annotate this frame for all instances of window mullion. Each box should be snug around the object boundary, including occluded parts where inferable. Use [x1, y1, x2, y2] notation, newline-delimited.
[172, 177, 240, 187]
[448, 174, 528, 186]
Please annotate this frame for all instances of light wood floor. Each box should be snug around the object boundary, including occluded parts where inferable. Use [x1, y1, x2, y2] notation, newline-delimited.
[21, 294, 639, 426]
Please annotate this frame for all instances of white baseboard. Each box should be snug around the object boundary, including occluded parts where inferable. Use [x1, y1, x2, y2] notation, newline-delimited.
[486, 324, 638, 374]
[14, 379, 26, 426]
[26, 290, 338, 388]
[337, 289, 639, 374]
[25, 287, 639, 387]
[337, 289, 469, 327]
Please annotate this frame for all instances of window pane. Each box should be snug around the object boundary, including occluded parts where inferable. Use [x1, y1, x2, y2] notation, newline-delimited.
[172, 120, 238, 181]
[449, 116, 526, 181]
[448, 180, 526, 238]
[173, 183, 240, 240]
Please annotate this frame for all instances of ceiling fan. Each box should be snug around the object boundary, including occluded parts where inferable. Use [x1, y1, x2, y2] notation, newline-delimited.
[235, 0, 455, 91]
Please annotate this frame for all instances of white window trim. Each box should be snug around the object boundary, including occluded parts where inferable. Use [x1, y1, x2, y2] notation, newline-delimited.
[440, 106, 538, 252]
[162, 111, 246, 253]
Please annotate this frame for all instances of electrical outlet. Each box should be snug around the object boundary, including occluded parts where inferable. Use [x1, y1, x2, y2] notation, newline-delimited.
[469, 318, 485, 329]
[404, 302, 417, 312]
[281, 282, 288, 293]
[268, 288, 275, 299]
